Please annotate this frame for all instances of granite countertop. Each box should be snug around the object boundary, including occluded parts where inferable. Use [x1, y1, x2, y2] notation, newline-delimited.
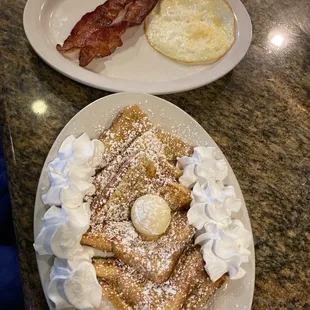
[1, 0, 309, 309]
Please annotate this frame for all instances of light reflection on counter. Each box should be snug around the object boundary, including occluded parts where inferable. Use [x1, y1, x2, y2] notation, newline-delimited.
[32, 100, 47, 115]
[268, 29, 290, 49]
[270, 34, 284, 47]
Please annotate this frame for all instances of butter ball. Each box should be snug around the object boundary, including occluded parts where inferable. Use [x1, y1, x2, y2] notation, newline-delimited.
[131, 194, 171, 238]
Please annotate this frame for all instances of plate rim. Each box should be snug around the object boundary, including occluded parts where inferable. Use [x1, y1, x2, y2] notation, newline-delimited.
[34, 92, 255, 310]
[23, 0, 252, 95]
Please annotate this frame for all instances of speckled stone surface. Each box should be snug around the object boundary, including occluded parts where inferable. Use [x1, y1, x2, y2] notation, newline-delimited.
[0, 0, 309, 309]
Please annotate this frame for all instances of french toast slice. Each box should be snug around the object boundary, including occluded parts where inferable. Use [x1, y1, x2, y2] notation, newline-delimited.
[90, 152, 190, 222]
[97, 105, 193, 168]
[93, 131, 164, 195]
[91, 154, 158, 222]
[99, 280, 132, 310]
[159, 182, 192, 211]
[183, 274, 226, 309]
[91, 131, 186, 216]
[93, 247, 223, 309]
[153, 128, 194, 162]
[98, 105, 153, 169]
[82, 212, 195, 283]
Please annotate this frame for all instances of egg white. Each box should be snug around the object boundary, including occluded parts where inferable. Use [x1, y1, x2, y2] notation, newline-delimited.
[145, 0, 236, 64]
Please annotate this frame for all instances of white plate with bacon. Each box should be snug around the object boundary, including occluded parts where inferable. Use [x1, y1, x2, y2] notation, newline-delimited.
[23, 0, 251, 94]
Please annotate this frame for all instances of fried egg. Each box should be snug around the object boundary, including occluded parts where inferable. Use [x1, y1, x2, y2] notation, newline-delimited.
[145, 0, 236, 64]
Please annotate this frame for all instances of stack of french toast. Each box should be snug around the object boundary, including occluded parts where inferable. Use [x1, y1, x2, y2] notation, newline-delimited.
[81, 105, 226, 309]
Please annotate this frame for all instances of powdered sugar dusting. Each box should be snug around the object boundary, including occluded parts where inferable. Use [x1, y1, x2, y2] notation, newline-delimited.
[77, 104, 227, 309]
[93, 247, 224, 309]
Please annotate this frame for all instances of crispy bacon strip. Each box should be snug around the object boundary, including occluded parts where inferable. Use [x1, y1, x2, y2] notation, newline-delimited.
[79, 0, 159, 67]
[79, 22, 126, 67]
[123, 0, 159, 26]
[56, 0, 135, 52]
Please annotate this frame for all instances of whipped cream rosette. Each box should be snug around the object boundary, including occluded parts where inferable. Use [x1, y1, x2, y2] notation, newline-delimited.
[187, 180, 241, 230]
[48, 248, 102, 310]
[178, 146, 252, 282]
[42, 133, 104, 208]
[177, 146, 228, 188]
[34, 203, 90, 259]
[195, 219, 252, 282]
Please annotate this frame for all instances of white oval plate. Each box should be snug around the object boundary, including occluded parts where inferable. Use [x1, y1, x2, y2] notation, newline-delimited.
[34, 93, 255, 310]
[23, 0, 252, 94]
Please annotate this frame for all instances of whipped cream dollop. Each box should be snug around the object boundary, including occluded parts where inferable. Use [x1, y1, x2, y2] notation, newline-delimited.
[48, 248, 102, 310]
[34, 203, 91, 259]
[187, 180, 241, 230]
[177, 146, 228, 188]
[195, 219, 252, 282]
[42, 134, 104, 208]
[177, 146, 252, 282]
